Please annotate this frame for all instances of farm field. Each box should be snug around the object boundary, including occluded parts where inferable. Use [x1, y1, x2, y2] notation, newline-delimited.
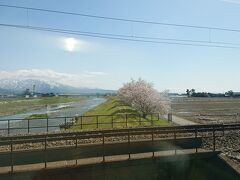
[172, 97, 240, 124]
[71, 97, 169, 130]
[0, 95, 88, 117]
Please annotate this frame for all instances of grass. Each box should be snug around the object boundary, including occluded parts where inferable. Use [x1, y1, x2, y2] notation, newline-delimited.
[24, 113, 48, 120]
[0, 95, 88, 117]
[70, 97, 169, 130]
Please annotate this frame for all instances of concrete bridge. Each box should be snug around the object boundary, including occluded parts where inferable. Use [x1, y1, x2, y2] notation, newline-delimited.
[0, 123, 240, 176]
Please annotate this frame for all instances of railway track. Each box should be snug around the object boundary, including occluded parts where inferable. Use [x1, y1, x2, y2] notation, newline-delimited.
[0, 123, 240, 172]
[0, 123, 240, 150]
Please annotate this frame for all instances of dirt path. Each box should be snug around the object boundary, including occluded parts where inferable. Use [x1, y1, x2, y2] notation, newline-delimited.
[172, 115, 198, 125]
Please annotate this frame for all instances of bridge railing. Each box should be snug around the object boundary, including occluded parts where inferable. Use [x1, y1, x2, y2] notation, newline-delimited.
[0, 113, 171, 135]
[1, 123, 235, 172]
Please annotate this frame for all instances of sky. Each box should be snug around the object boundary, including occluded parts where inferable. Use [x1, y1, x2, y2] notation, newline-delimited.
[1, 0, 240, 93]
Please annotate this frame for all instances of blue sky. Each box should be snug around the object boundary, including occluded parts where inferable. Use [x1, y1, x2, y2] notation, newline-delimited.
[1, 0, 240, 93]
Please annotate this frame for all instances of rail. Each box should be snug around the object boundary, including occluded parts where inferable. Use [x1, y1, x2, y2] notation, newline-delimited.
[0, 123, 240, 172]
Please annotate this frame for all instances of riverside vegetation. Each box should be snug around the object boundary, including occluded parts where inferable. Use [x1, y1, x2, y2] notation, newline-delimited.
[70, 97, 169, 130]
[0, 95, 88, 117]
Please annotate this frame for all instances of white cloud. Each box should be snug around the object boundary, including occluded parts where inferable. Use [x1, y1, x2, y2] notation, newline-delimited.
[0, 69, 109, 88]
[221, 0, 240, 4]
[84, 71, 109, 76]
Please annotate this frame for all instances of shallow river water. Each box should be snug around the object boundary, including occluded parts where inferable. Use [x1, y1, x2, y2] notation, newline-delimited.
[0, 97, 106, 134]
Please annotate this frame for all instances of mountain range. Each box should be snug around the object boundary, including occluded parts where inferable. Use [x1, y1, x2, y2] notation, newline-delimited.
[0, 79, 115, 95]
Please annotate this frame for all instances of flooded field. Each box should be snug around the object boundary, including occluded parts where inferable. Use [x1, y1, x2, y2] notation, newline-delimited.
[172, 97, 240, 124]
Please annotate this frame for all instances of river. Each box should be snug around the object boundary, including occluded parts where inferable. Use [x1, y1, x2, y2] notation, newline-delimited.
[0, 97, 106, 134]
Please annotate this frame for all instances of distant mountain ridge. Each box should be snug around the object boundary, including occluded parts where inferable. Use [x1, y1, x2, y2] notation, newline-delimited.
[0, 79, 115, 95]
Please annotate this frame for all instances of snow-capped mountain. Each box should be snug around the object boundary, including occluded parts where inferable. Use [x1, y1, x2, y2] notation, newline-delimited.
[0, 79, 115, 95]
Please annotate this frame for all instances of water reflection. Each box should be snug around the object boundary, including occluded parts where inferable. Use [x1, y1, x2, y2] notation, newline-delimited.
[0, 97, 106, 134]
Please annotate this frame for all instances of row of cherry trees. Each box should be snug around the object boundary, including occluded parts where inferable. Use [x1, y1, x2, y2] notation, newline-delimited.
[118, 79, 171, 118]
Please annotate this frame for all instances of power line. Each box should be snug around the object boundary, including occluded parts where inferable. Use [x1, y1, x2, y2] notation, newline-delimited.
[1, 4, 240, 33]
[1, 4, 240, 48]
[0, 23, 239, 49]
[2, 21, 236, 46]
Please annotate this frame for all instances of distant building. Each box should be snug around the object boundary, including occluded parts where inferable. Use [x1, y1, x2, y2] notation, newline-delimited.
[24, 88, 31, 98]
[42, 93, 56, 97]
[23, 85, 57, 98]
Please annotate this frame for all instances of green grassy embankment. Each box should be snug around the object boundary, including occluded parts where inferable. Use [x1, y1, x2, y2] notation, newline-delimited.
[71, 97, 169, 130]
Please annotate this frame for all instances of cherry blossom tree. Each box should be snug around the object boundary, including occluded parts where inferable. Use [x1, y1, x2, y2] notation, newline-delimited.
[118, 79, 171, 118]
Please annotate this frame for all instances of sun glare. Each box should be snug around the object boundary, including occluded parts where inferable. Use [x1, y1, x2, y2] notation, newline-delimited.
[65, 38, 78, 52]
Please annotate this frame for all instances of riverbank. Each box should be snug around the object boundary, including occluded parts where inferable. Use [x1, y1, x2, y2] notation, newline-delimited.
[70, 97, 169, 130]
[0, 97, 106, 134]
[0, 95, 89, 117]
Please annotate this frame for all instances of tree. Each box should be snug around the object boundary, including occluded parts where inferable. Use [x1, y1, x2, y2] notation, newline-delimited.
[118, 79, 170, 118]
[190, 89, 196, 96]
[225, 90, 234, 97]
[186, 89, 190, 97]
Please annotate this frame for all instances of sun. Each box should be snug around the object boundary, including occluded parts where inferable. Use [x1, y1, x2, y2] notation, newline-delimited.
[64, 38, 78, 52]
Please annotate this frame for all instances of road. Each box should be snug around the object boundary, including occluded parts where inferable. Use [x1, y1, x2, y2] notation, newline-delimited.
[172, 115, 198, 125]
